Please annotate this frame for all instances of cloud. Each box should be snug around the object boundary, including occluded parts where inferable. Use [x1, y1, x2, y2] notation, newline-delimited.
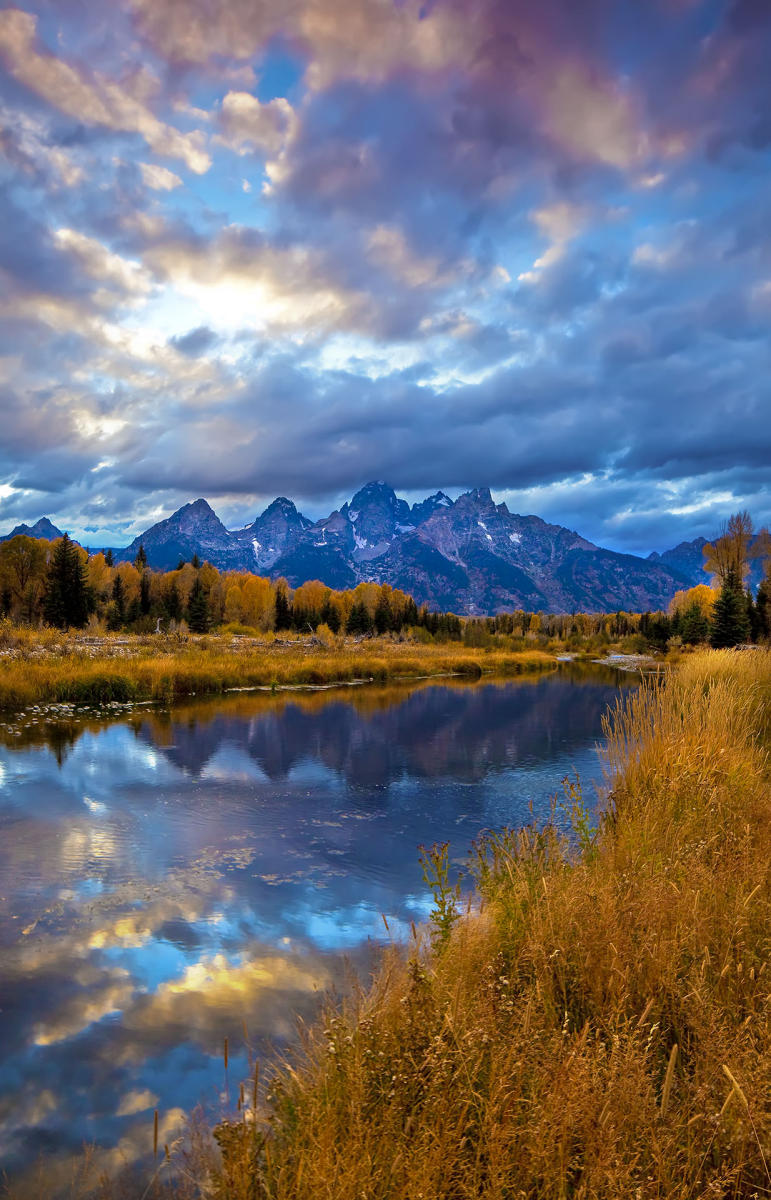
[1, 0, 771, 554]
[170, 325, 218, 357]
[218, 90, 297, 155]
[541, 64, 646, 168]
[0, 8, 210, 172]
[139, 161, 183, 190]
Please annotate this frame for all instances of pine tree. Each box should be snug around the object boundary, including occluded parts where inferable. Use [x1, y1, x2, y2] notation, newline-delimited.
[710, 567, 751, 648]
[347, 601, 373, 634]
[403, 597, 419, 627]
[756, 571, 771, 640]
[135, 544, 147, 569]
[43, 534, 90, 629]
[191, 553, 201, 570]
[746, 587, 760, 643]
[374, 594, 392, 634]
[165, 580, 182, 621]
[187, 575, 210, 632]
[104, 548, 114, 567]
[274, 583, 292, 631]
[321, 600, 341, 633]
[679, 601, 710, 645]
[139, 571, 151, 615]
[110, 573, 126, 629]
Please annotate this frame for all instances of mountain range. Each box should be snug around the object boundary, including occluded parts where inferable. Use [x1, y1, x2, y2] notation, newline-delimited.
[116, 482, 709, 614]
[2, 483, 745, 614]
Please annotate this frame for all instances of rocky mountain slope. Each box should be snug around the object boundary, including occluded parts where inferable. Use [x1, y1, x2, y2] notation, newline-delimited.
[122, 499, 246, 571]
[9, 485, 741, 613]
[648, 535, 766, 591]
[0, 517, 63, 543]
[113, 482, 694, 613]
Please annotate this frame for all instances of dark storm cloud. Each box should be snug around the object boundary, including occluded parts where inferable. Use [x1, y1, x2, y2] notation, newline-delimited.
[1, 0, 771, 551]
[170, 325, 218, 356]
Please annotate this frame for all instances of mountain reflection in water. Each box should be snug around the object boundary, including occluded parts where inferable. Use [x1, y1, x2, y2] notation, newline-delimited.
[0, 665, 631, 1190]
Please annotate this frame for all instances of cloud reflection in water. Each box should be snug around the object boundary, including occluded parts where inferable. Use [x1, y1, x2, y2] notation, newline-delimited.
[0, 667, 630, 1183]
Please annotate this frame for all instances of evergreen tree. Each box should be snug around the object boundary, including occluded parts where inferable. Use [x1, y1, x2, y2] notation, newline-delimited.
[346, 601, 373, 634]
[104, 548, 114, 567]
[111, 573, 126, 627]
[679, 601, 710, 645]
[165, 580, 182, 621]
[645, 613, 671, 650]
[139, 571, 152, 615]
[187, 575, 210, 632]
[746, 587, 760, 643]
[191, 553, 201, 570]
[710, 567, 751, 648]
[374, 594, 392, 634]
[756, 572, 771, 640]
[320, 600, 340, 633]
[176, 558, 186, 571]
[403, 597, 419, 627]
[43, 535, 90, 629]
[135, 544, 147, 569]
[274, 583, 292, 631]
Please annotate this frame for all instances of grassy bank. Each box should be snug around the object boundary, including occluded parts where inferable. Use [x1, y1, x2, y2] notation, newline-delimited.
[0, 626, 555, 712]
[190, 648, 771, 1200]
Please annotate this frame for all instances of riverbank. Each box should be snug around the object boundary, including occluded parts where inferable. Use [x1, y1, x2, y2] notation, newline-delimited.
[0, 627, 556, 712]
[208, 647, 770, 1199]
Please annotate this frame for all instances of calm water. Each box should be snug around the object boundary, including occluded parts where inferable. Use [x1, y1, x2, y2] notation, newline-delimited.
[0, 665, 630, 1187]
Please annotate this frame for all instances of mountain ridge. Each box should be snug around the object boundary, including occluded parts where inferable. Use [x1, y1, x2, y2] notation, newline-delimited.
[113, 482, 698, 614]
[0, 517, 63, 543]
[1, 487, 730, 614]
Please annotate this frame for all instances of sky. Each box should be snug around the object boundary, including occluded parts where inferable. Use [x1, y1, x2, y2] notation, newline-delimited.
[0, 0, 769, 556]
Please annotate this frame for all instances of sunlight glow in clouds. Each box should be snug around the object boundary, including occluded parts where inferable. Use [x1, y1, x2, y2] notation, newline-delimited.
[0, 0, 769, 552]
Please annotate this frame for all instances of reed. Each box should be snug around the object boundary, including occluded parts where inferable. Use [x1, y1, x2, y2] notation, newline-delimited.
[0, 631, 555, 714]
[226, 648, 771, 1199]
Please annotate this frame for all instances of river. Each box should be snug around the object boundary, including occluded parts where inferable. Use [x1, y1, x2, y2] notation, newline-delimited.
[0, 664, 632, 1190]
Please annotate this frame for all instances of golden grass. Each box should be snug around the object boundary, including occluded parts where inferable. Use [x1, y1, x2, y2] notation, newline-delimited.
[0, 628, 555, 713]
[216, 648, 771, 1200]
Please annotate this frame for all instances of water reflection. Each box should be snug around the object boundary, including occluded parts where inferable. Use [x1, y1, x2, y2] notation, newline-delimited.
[0, 666, 630, 1189]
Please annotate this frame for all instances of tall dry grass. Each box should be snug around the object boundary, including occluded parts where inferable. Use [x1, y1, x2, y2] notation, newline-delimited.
[227, 649, 771, 1199]
[0, 630, 555, 713]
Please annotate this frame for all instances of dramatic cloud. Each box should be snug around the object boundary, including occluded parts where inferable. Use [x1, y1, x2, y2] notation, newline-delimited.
[0, 0, 769, 552]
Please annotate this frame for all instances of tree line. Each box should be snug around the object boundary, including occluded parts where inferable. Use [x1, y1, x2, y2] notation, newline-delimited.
[0, 509, 769, 647]
[0, 534, 462, 637]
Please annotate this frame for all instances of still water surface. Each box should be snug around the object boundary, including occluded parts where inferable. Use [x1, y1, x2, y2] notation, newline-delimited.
[0, 665, 631, 1184]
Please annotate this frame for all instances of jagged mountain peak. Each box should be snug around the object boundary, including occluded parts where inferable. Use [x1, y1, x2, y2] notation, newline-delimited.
[462, 486, 495, 508]
[0, 516, 64, 543]
[349, 480, 399, 508]
[411, 492, 453, 523]
[264, 496, 300, 515]
[102, 485, 698, 613]
[341, 481, 413, 562]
